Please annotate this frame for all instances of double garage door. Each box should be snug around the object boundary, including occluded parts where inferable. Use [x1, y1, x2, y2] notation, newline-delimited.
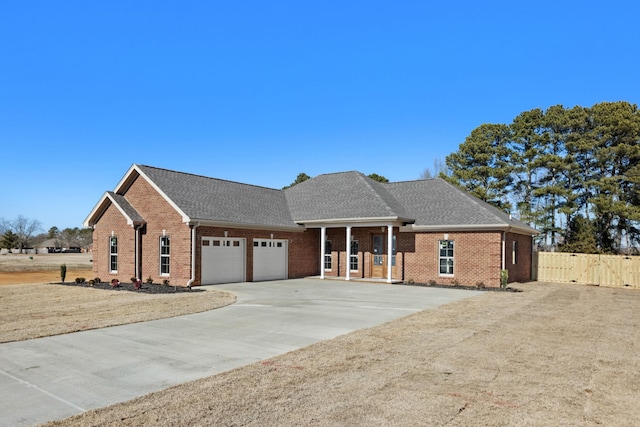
[201, 237, 288, 285]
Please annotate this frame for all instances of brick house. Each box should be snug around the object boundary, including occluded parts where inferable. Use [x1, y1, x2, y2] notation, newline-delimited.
[83, 164, 537, 288]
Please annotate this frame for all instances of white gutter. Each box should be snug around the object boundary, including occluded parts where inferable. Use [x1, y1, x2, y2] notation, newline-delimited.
[186, 222, 199, 288]
[401, 223, 538, 236]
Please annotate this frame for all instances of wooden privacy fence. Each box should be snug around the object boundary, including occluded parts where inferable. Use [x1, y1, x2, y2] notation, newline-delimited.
[533, 252, 640, 288]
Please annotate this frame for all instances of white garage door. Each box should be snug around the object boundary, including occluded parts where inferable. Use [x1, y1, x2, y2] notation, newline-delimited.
[201, 237, 246, 284]
[253, 238, 288, 281]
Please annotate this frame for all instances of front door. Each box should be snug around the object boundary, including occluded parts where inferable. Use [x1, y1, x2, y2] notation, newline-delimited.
[371, 234, 397, 279]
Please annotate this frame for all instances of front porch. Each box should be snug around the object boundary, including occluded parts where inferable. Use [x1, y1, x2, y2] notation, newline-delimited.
[315, 223, 405, 284]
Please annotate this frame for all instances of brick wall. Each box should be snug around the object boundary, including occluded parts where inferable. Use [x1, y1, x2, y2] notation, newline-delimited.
[504, 232, 533, 283]
[91, 204, 137, 282]
[403, 231, 504, 287]
[92, 175, 192, 286]
[125, 175, 192, 286]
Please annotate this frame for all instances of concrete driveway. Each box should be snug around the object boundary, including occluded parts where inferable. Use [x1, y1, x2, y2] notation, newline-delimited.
[0, 279, 482, 426]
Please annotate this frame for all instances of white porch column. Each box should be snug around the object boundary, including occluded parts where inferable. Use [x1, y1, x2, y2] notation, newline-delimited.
[387, 224, 393, 283]
[320, 226, 326, 279]
[345, 226, 352, 281]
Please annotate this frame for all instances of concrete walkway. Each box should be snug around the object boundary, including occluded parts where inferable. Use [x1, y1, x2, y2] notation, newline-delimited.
[0, 279, 482, 426]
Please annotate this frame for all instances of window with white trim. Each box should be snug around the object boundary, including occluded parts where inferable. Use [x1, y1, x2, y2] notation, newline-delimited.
[324, 240, 332, 270]
[160, 236, 170, 275]
[439, 240, 454, 275]
[109, 236, 118, 273]
[350, 240, 359, 271]
[512, 241, 518, 264]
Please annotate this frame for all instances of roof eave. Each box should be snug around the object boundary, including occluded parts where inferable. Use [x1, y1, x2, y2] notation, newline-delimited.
[295, 216, 415, 228]
[83, 192, 110, 227]
[83, 192, 146, 228]
[402, 223, 539, 235]
[187, 219, 306, 232]
[119, 164, 191, 223]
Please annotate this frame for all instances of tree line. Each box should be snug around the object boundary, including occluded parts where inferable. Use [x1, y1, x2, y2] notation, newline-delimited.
[1, 215, 92, 252]
[442, 101, 640, 254]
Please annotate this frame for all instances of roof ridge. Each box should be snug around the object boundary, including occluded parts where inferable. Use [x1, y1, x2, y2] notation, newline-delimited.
[359, 173, 409, 217]
[137, 164, 283, 192]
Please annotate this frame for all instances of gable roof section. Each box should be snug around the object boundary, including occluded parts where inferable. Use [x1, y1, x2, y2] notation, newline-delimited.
[135, 165, 300, 229]
[83, 191, 145, 227]
[284, 171, 414, 225]
[386, 178, 538, 235]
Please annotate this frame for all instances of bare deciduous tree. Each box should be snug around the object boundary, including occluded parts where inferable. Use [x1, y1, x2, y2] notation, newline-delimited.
[1, 215, 43, 252]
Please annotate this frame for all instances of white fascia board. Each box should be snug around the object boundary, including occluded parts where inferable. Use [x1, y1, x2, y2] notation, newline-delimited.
[127, 164, 191, 224]
[402, 223, 539, 236]
[189, 219, 306, 232]
[83, 192, 110, 227]
[113, 164, 139, 193]
[106, 193, 137, 227]
[83, 192, 142, 228]
[297, 217, 407, 228]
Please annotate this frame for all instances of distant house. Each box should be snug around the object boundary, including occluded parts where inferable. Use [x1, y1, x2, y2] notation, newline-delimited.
[37, 239, 82, 253]
[83, 165, 537, 287]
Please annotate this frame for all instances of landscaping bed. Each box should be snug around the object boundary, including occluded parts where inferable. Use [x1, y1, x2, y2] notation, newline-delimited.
[397, 281, 522, 292]
[55, 280, 203, 293]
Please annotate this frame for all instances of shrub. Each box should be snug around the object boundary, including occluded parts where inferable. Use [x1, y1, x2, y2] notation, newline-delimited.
[428, 279, 437, 285]
[111, 279, 120, 288]
[146, 276, 153, 284]
[500, 269, 509, 289]
[60, 264, 67, 283]
[75, 277, 86, 284]
[89, 279, 95, 286]
[163, 279, 170, 286]
[130, 277, 137, 283]
[451, 279, 460, 286]
[93, 277, 101, 284]
[475, 281, 486, 289]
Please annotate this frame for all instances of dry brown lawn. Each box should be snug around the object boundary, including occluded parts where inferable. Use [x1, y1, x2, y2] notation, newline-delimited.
[43, 282, 640, 426]
[0, 253, 235, 343]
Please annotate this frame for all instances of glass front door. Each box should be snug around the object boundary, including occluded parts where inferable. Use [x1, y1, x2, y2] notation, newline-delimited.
[371, 233, 396, 278]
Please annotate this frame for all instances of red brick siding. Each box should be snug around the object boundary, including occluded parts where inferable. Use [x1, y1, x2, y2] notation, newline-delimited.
[505, 232, 533, 283]
[91, 204, 136, 282]
[91, 175, 192, 286]
[125, 175, 192, 286]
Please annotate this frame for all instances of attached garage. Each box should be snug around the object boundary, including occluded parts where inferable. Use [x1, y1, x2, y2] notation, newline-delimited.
[253, 238, 288, 281]
[201, 237, 246, 284]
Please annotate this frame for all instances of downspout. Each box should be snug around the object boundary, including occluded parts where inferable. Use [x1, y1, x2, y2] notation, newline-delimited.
[135, 226, 139, 280]
[186, 222, 199, 288]
[501, 231, 506, 271]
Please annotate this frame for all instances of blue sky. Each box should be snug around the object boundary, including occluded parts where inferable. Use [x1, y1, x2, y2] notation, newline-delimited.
[1, 1, 639, 232]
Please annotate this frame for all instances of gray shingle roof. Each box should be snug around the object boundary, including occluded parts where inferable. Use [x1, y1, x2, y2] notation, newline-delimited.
[137, 165, 298, 228]
[386, 178, 536, 231]
[107, 191, 145, 225]
[92, 164, 536, 235]
[284, 171, 413, 222]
